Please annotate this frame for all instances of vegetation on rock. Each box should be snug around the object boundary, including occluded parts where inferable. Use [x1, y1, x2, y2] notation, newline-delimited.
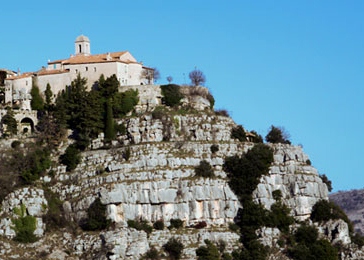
[160, 84, 184, 107]
[265, 125, 291, 144]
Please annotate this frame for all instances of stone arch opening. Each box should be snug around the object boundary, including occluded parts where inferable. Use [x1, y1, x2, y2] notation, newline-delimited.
[20, 117, 34, 134]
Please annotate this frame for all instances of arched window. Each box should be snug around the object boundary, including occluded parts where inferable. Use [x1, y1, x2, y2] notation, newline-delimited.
[79, 44, 82, 53]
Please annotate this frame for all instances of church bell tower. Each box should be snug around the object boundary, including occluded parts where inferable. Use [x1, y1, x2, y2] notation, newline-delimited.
[75, 35, 90, 56]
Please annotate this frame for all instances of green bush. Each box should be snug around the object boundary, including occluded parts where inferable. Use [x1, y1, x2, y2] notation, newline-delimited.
[81, 197, 111, 231]
[310, 200, 351, 231]
[223, 143, 273, 203]
[319, 174, 332, 192]
[151, 106, 166, 120]
[112, 89, 139, 117]
[169, 218, 184, 229]
[153, 219, 165, 230]
[228, 222, 239, 232]
[215, 109, 230, 117]
[288, 225, 338, 260]
[269, 202, 294, 232]
[195, 160, 215, 178]
[265, 125, 291, 144]
[11, 140, 21, 149]
[272, 190, 283, 201]
[20, 147, 51, 185]
[231, 125, 246, 142]
[196, 239, 220, 260]
[43, 188, 67, 230]
[127, 218, 153, 235]
[163, 238, 184, 260]
[12, 204, 38, 243]
[210, 144, 219, 154]
[60, 144, 81, 172]
[141, 246, 160, 260]
[160, 84, 184, 107]
[250, 130, 263, 143]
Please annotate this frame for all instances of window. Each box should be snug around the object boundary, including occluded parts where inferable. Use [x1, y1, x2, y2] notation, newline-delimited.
[79, 44, 82, 53]
[26, 81, 28, 86]
[85, 67, 88, 71]
[94, 67, 96, 72]
[75, 69, 78, 73]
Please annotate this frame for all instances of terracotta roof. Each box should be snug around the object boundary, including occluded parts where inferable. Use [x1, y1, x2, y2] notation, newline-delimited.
[6, 72, 33, 80]
[36, 69, 69, 76]
[48, 51, 138, 65]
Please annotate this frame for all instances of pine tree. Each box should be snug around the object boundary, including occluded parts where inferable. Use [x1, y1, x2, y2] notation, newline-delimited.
[30, 84, 44, 110]
[104, 98, 115, 141]
[44, 83, 53, 111]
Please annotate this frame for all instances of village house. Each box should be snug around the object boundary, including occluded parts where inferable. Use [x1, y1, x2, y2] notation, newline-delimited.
[3, 35, 154, 108]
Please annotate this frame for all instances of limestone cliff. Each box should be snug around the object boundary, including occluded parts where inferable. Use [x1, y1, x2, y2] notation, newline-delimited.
[0, 86, 360, 259]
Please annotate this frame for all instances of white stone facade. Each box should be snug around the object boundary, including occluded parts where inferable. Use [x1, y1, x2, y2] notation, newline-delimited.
[4, 35, 154, 105]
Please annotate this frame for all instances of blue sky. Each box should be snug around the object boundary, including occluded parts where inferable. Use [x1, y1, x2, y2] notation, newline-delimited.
[1, 1, 364, 192]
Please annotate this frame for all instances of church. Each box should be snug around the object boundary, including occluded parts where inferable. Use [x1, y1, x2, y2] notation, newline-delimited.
[3, 35, 154, 109]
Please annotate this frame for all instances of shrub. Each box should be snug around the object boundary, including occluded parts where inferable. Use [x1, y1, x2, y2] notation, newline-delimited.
[265, 125, 291, 144]
[206, 92, 215, 109]
[210, 144, 219, 154]
[163, 238, 184, 260]
[319, 174, 332, 192]
[169, 218, 184, 229]
[228, 222, 239, 232]
[194, 221, 207, 229]
[60, 144, 81, 171]
[11, 140, 21, 149]
[269, 201, 294, 232]
[250, 130, 263, 143]
[289, 225, 337, 260]
[231, 125, 246, 142]
[141, 246, 160, 260]
[215, 109, 230, 117]
[115, 123, 126, 135]
[20, 147, 51, 185]
[160, 84, 184, 107]
[272, 190, 283, 201]
[12, 204, 38, 243]
[127, 218, 153, 235]
[306, 159, 312, 165]
[123, 147, 131, 161]
[112, 89, 139, 117]
[310, 200, 352, 231]
[43, 188, 67, 230]
[194, 160, 215, 178]
[223, 143, 273, 203]
[153, 219, 165, 230]
[151, 106, 166, 120]
[196, 240, 220, 260]
[81, 197, 111, 231]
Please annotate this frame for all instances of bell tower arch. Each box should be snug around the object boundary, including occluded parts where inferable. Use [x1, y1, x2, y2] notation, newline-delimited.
[75, 35, 90, 56]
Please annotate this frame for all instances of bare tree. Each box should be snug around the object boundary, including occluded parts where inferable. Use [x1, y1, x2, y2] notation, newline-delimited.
[166, 76, 173, 84]
[189, 69, 206, 86]
[141, 67, 160, 84]
[153, 68, 160, 83]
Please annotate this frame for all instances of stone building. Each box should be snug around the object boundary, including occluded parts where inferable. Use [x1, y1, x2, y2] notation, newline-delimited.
[4, 35, 154, 106]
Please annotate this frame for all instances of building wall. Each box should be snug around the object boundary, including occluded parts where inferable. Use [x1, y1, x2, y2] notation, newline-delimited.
[36, 72, 73, 95]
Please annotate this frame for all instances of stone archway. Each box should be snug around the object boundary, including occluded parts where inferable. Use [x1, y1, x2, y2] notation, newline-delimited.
[20, 117, 34, 134]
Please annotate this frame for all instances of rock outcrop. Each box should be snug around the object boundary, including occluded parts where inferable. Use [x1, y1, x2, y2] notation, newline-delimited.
[0, 86, 357, 259]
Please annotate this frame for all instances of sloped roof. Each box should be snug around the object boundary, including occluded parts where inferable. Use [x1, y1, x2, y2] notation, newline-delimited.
[36, 69, 69, 76]
[48, 51, 139, 65]
[6, 72, 33, 80]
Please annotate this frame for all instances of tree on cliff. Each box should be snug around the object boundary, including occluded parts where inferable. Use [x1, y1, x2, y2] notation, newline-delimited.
[265, 125, 291, 144]
[189, 69, 206, 86]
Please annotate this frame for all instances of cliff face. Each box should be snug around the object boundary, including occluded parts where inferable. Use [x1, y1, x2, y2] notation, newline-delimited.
[0, 87, 355, 259]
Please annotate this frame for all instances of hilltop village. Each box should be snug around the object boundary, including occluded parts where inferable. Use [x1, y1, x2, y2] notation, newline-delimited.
[0, 35, 155, 135]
